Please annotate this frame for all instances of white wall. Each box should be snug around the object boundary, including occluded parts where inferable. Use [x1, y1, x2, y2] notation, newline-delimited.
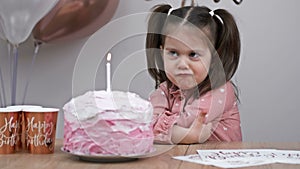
[0, 0, 299, 142]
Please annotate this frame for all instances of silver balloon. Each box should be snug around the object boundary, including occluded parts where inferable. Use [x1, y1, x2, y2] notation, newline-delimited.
[0, 0, 59, 45]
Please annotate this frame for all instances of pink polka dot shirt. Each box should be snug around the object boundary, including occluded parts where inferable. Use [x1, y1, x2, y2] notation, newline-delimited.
[149, 81, 242, 144]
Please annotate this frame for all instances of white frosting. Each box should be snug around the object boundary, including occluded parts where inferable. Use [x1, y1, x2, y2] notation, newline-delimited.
[63, 90, 153, 122]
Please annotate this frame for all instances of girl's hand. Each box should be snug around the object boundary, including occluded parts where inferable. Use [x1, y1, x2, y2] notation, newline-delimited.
[189, 112, 207, 142]
[171, 112, 212, 144]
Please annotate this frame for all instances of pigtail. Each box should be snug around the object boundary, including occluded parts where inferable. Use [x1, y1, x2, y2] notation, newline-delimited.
[209, 9, 241, 100]
[214, 9, 241, 82]
[146, 5, 172, 88]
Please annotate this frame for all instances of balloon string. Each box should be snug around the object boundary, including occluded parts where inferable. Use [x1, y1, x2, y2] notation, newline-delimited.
[8, 42, 13, 105]
[11, 45, 18, 106]
[8, 43, 12, 87]
[0, 67, 5, 107]
[22, 42, 40, 104]
[0, 42, 11, 107]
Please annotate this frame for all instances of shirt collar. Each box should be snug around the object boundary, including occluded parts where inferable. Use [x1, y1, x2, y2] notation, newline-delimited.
[169, 84, 199, 101]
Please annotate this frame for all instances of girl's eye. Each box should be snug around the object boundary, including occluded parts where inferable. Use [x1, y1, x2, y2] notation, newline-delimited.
[167, 50, 178, 57]
[189, 52, 201, 59]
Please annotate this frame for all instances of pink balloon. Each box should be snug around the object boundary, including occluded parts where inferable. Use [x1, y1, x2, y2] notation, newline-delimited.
[33, 0, 119, 43]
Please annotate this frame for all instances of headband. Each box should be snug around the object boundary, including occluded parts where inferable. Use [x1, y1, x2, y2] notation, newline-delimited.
[209, 10, 224, 24]
[167, 8, 174, 16]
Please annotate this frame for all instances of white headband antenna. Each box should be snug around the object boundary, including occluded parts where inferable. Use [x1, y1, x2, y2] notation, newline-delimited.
[181, 0, 196, 7]
[209, 10, 224, 25]
[167, 8, 174, 16]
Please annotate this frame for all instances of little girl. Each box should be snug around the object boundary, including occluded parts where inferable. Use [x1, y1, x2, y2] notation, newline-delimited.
[146, 4, 242, 144]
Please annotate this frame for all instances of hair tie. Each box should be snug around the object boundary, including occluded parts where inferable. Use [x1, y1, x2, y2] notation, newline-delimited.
[209, 10, 214, 17]
[167, 8, 174, 16]
[209, 10, 224, 25]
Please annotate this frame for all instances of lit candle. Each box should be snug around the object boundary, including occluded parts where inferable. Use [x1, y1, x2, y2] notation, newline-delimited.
[106, 52, 111, 92]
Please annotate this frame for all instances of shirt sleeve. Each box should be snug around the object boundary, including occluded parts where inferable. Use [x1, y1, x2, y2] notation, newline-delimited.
[149, 84, 178, 144]
[203, 82, 242, 142]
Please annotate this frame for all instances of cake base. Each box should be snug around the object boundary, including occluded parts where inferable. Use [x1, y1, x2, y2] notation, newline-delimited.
[61, 147, 155, 163]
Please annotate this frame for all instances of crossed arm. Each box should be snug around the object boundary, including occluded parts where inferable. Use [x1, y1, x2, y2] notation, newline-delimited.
[171, 112, 212, 144]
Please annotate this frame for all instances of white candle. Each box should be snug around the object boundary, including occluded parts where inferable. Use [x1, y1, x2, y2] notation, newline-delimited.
[106, 53, 111, 92]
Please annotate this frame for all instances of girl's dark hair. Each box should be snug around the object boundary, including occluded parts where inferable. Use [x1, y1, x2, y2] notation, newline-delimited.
[146, 5, 241, 97]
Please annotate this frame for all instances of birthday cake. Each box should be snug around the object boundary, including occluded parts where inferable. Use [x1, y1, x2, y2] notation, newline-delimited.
[62, 91, 154, 156]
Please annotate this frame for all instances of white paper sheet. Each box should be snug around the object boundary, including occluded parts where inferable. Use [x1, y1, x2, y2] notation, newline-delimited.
[173, 149, 300, 168]
[173, 154, 274, 168]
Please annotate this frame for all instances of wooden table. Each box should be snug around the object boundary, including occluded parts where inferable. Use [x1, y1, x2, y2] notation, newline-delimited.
[0, 139, 299, 169]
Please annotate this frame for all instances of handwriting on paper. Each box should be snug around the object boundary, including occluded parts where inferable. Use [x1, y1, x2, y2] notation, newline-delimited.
[198, 149, 278, 161]
[197, 149, 300, 165]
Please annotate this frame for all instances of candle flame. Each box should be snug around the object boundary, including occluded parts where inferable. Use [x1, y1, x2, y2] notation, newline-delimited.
[107, 53, 111, 62]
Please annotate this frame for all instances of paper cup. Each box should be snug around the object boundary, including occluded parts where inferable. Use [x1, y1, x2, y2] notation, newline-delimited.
[0, 108, 21, 154]
[23, 107, 58, 154]
[7, 105, 42, 151]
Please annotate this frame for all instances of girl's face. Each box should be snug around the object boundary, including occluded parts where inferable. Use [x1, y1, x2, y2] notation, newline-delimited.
[162, 25, 212, 91]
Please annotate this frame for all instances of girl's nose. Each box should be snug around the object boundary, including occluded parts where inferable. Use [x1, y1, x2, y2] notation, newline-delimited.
[177, 56, 189, 70]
